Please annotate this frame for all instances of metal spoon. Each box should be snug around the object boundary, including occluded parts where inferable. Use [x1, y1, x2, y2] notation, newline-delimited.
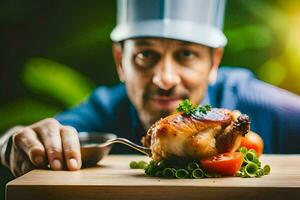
[79, 132, 151, 166]
[96, 137, 151, 156]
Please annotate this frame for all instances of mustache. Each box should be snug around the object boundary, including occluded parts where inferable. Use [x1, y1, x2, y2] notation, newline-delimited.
[143, 86, 189, 100]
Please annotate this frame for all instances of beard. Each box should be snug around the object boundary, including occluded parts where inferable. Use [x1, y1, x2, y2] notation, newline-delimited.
[139, 85, 190, 129]
[143, 85, 189, 101]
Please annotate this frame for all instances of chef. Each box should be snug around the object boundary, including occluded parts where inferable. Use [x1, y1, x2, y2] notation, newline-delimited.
[1, 0, 300, 177]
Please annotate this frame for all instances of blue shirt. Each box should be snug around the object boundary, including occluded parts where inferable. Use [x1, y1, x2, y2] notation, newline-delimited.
[55, 67, 300, 154]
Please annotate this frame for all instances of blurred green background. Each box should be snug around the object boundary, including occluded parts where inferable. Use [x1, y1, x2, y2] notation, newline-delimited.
[1, 0, 300, 134]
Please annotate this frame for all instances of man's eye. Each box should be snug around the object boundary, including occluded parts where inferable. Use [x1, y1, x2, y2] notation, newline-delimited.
[135, 50, 160, 68]
[137, 50, 157, 59]
[177, 50, 196, 59]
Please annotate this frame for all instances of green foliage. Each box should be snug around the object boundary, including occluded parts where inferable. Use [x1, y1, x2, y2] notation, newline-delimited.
[258, 60, 287, 86]
[225, 24, 272, 52]
[23, 57, 94, 107]
[0, 98, 60, 132]
[0, 58, 94, 133]
[223, 0, 300, 93]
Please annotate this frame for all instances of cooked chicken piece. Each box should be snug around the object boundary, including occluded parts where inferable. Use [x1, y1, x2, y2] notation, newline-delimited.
[142, 108, 250, 162]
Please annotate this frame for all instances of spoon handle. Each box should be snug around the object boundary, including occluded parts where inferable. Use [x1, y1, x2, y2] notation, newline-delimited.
[99, 138, 151, 156]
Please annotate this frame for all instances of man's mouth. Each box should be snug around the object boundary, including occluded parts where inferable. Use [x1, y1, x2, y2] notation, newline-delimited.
[150, 95, 183, 110]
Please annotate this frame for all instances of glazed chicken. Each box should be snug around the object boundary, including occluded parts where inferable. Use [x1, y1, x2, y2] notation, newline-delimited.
[142, 108, 250, 162]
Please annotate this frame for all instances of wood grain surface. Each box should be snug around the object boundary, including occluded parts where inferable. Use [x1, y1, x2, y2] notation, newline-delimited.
[6, 155, 300, 200]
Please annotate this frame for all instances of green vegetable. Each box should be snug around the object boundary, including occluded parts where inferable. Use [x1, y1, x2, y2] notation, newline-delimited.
[204, 172, 222, 178]
[197, 104, 212, 115]
[137, 161, 148, 169]
[130, 147, 271, 179]
[248, 149, 258, 156]
[255, 168, 265, 177]
[238, 148, 270, 178]
[158, 160, 167, 168]
[187, 162, 200, 171]
[162, 168, 175, 178]
[155, 170, 163, 177]
[129, 160, 148, 169]
[129, 161, 138, 169]
[263, 165, 271, 175]
[245, 162, 258, 176]
[176, 99, 211, 116]
[252, 157, 261, 167]
[236, 170, 244, 177]
[239, 147, 248, 154]
[244, 151, 256, 163]
[175, 169, 189, 179]
[176, 99, 197, 115]
[145, 165, 157, 176]
[192, 168, 204, 179]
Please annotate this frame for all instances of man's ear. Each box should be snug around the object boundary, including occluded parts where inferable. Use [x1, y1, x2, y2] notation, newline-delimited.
[208, 48, 224, 84]
[112, 42, 125, 82]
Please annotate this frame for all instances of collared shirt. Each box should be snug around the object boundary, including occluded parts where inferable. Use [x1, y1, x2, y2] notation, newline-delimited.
[55, 67, 300, 154]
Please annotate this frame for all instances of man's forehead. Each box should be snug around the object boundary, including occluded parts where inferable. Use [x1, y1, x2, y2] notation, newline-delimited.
[125, 38, 205, 48]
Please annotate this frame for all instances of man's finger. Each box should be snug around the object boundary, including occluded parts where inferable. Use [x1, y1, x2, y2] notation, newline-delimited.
[60, 126, 82, 170]
[21, 159, 35, 175]
[12, 127, 46, 167]
[10, 145, 30, 177]
[10, 145, 22, 177]
[33, 119, 64, 170]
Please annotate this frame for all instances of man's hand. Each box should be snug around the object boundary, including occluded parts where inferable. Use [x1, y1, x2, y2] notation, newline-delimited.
[7, 118, 81, 177]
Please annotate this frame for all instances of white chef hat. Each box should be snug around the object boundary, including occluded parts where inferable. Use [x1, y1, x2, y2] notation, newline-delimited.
[110, 0, 227, 48]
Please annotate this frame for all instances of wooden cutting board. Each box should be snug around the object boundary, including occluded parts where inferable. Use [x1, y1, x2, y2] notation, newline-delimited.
[6, 155, 300, 200]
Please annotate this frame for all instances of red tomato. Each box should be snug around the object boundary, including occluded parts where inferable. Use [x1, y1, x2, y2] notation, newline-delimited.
[200, 152, 243, 176]
[240, 131, 264, 157]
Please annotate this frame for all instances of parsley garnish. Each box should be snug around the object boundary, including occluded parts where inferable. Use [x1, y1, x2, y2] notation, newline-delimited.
[176, 99, 211, 115]
[176, 99, 196, 115]
[197, 104, 212, 115]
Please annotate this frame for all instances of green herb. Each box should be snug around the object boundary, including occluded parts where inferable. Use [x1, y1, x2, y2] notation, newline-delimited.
[130, 158, 210, 179]
[129, 161, 138, 169]
[137, 161, 148, 169]
[154, 170, 163, 177]
[158, 160, 167, 168]
[129, 160, 148, 169]
[197, 104, 212, 115]
[129, 148, 270, 179]
[144, 160, 158, 176]
[263, 165, 271, 175]
[239, 147, 248, 154]
[237, 147, 271, 178]
[175, 169, 189, 179]
[192, 168, 205, 179]
[176, 99, 197, 115]
[245, 162, 258, 176]
[145, 165, 157, 176]
[204, 172, 221, 178]
[187, 162, 200, 171]
[162, 168, 175, 178]
[255, 168, 265, 177]
[176, 99, 211, 116]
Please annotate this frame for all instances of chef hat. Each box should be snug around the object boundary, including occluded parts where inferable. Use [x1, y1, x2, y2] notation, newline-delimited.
[110, 0, 227, 48]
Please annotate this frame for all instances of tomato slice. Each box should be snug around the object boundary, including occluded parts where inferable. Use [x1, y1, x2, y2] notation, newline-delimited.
[240, 131, 264, 157]
[200, 152, 243, 176]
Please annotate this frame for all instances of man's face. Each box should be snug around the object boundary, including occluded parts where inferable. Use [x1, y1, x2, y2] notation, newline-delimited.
[113, 38, 222, 129]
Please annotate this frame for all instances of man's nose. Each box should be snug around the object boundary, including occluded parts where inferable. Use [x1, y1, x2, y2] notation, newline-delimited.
[152, 58, 181, 90]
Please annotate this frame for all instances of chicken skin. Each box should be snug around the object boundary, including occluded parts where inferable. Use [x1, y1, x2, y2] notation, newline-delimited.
[142, 108, 250, 162]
